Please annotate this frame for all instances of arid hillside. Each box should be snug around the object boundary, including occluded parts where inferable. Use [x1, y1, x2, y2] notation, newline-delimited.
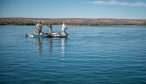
[0, 18, 146, 25]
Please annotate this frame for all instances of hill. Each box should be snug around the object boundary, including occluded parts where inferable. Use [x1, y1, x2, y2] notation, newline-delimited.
[0, 17, 146, 26]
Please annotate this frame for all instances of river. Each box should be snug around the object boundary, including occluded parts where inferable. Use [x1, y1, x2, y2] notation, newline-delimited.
[0, 25, 146, 84]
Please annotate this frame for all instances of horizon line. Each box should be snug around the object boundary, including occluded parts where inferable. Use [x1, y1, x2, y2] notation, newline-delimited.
[0, 17, 146, 20]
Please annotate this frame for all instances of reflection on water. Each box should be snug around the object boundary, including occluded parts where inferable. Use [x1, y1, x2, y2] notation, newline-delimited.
[60, 38, 68, 60]
[61, 38, 66, 56]
[48, 38, 53, 53]
[35, 38, 43, 54]
[26, 37, 67, 56]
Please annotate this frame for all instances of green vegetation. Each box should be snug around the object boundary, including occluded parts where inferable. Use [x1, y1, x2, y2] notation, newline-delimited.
[0, 18, 146, 26]
[0, 22, 146, 26]
[0, 22, 35, 25]
[0, 22, 98, 26]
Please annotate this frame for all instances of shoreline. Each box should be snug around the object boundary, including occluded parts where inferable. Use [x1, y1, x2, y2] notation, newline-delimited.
[0, 18, 146, 26]
[0, 23, 146, 26]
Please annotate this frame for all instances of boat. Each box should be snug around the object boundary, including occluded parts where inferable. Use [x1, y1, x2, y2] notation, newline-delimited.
[26, 33, 50, 38]
[26, 32, 68, 38]
[26, 22, 68, 38]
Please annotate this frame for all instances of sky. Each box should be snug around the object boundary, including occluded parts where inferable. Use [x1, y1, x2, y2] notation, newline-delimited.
[0, 0, 146, 19]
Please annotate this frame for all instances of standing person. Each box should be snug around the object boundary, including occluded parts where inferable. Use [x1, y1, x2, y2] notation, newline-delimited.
[35, 21, 43, 35]
[48, 24, 53, 35]
[62, 22, 67, 33]
[61, 22, 68, 37]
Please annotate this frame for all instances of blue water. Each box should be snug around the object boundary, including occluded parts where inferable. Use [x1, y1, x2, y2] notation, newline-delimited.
[0, 25, 146, 84]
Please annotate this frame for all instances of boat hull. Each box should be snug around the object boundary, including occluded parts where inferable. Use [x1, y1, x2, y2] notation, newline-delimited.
[26, 33, 68, 38]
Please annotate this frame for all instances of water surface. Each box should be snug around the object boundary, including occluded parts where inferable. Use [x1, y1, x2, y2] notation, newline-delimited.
[0, 25, 146, 84]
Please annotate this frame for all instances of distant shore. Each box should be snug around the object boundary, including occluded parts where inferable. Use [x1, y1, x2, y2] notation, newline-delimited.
[0, 18, 146, 26]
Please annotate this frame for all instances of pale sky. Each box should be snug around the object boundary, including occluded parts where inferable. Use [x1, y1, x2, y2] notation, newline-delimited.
[0, 0, 146, 19]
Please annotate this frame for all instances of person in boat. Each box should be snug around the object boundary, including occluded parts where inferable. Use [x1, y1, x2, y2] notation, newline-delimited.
[48, 24, 53, 35]
[35, 21, 43, 35]
[61, 22, 67, 34]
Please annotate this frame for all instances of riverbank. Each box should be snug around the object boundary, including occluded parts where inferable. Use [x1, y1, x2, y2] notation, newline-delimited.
[0, 18, 146, 26]
[0, 22, 146, 26]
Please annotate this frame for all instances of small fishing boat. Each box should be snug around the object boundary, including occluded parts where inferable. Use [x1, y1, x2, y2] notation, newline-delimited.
[26, 22, 68, 38]
[26, 32, 68, 38]
[26, 33, 50, 38]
